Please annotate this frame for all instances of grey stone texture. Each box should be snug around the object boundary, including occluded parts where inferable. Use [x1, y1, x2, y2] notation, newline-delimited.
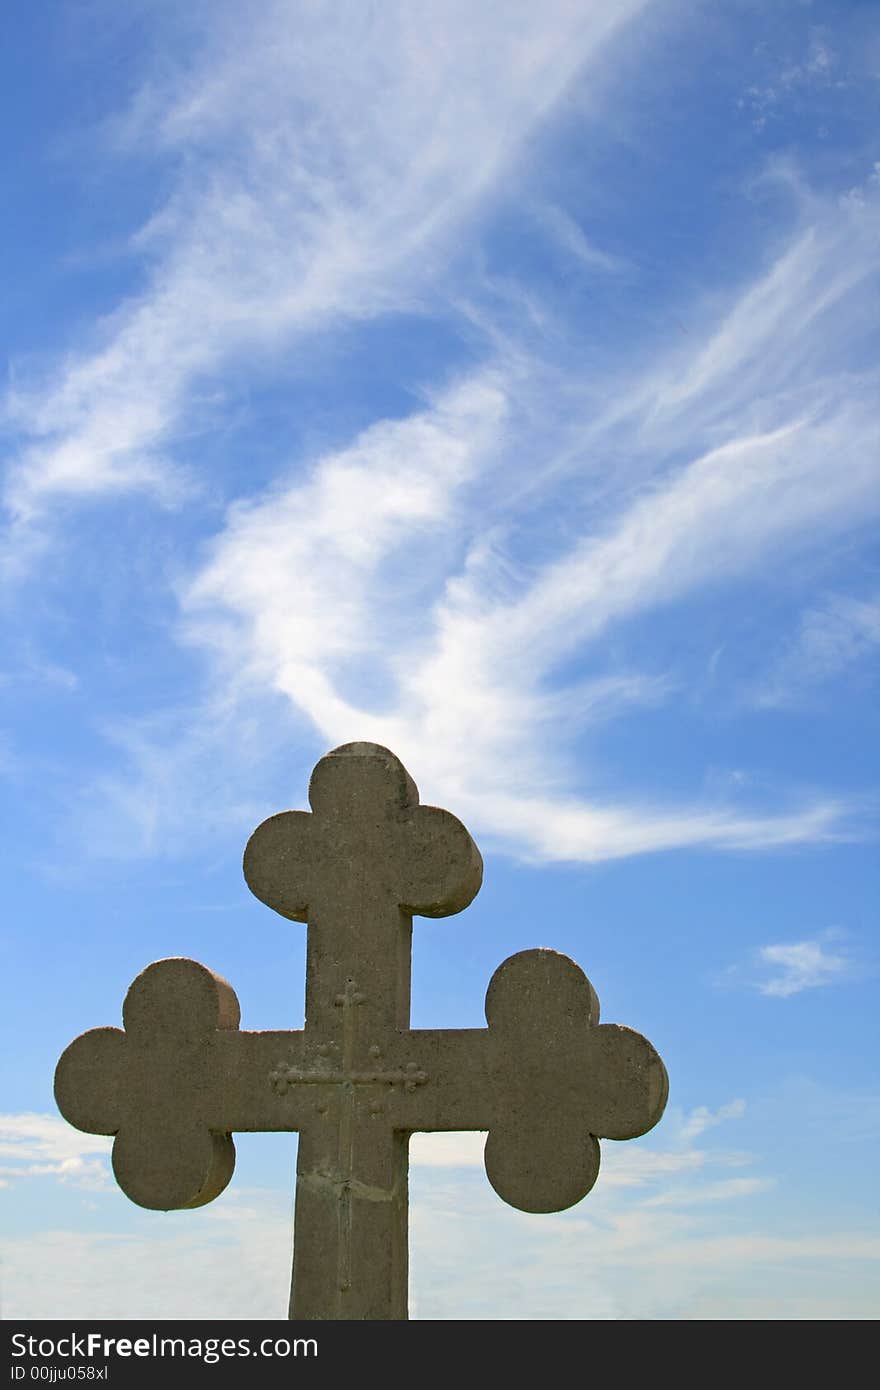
[56, 741, 668, 1320]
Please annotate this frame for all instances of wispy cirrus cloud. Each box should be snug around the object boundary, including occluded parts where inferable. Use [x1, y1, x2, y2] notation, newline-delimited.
[6, 4, 877, 872]
[755, 934, 856, 998]
[756, 592, 880, 708]
[1, 0, 650, 546]
[722, 930, 862, 998]
[678, 1099, 747, 1144]
[178, 176, 879, 863]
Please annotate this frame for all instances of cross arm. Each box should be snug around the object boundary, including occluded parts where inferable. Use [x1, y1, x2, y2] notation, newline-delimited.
[54, 959, 315, 1209]
[394, 949, 668, 1215]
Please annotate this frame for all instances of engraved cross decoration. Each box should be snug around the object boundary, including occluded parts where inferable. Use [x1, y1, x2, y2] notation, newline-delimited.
[56, 742, 668, 1320]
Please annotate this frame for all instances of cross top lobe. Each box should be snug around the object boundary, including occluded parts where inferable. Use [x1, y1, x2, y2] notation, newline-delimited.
[55, 741, 668, 1320]
[243, 742, 483, 1039]
[243, 741, 483, 923]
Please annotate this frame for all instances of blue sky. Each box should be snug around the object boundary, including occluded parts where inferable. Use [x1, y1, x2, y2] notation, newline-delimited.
[2, 0, 878, 1320]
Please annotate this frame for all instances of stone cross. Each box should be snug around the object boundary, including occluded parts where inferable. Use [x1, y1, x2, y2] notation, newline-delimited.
[55, 742, 668, 1320]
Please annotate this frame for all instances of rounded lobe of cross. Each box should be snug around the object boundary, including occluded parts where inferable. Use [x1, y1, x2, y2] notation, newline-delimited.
[484, 949, 668, 1214]
[54, 958, 241, 1211]
[243, 742, 483, 922]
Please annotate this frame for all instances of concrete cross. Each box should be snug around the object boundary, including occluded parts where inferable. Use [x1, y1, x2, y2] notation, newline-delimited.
[55, 742, 668, 1320]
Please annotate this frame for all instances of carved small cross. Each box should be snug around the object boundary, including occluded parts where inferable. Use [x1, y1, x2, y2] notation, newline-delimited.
[55, 742, 668, 1320]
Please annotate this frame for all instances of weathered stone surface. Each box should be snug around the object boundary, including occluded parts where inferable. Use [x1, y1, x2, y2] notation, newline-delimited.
[55, 741, 668, 1320]
[55, 958, 240, 1211]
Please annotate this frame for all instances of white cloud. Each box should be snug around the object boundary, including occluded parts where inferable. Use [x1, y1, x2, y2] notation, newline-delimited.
[167, 158, 877, 866]
[0, 1194, 293, 1321]
[756, 935, 854, 998]
[177, 374, 873, 864]
[532, 202, 630, 275]
[720, 932, 860, 999]
[6, 1094, 875, 1320]
[0, 1096, 760, 1320]
[10, 5, 877, 871]
[678, 1099, 747, 1144]
[643, 1177, 774, 1208]
[738, 26, 840, 134]
[611, 1230, 880, 1270]
[1, 0, 650, 544]
[0, 1113, 112, 1190]
[185, 372, 508, 682]
[757, 592, 880, 707]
